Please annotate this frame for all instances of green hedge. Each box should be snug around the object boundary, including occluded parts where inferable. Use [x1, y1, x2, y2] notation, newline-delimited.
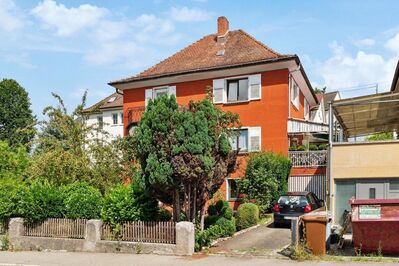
[62, 182, 102, 219]
[101, 182, 159, 225]
[21, 181, 65, 224]
[236, 203, 259, 230]
[0, 178, 27, 220]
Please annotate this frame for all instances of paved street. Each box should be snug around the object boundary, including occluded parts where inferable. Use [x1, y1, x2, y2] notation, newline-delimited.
[0, 251, 397, 266]
[209, 222, 291, 255]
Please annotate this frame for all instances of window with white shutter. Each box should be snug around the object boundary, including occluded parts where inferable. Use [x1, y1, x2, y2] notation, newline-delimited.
[213, 79, 225, 103]
[168, 86, 176, 97]
[248, 127, 261, 152]
[145, 89, 152, 107]
[249, 74, 261, 100]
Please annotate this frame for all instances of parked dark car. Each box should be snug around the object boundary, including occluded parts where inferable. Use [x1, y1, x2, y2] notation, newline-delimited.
[273, 191, 324, 227]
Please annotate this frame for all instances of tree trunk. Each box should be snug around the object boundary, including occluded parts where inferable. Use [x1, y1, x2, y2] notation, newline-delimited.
[192, 185, 197, 223]
[175, 189, 181, 222]
[200, 204, 205, 231]
[187, 183, 191, 221]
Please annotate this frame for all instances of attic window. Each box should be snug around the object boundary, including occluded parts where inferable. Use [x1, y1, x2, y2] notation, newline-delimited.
[216, 49, 225, 56]
[108, 96, 116, 103]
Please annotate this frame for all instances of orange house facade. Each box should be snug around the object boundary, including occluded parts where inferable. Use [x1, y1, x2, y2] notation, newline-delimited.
[110, 17, 328, 207]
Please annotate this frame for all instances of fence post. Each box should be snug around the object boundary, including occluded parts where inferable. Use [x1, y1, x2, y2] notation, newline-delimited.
[291, 217, 300, 247]
[84, 219, 102, 252]
[8, 218, 24, 239]
[175, 222, 194, 256]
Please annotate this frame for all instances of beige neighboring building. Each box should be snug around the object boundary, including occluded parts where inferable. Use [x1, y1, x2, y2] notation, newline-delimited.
[329, 63, 399, 225]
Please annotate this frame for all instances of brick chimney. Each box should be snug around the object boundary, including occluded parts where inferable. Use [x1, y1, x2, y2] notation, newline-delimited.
[217, 16, 229, 36]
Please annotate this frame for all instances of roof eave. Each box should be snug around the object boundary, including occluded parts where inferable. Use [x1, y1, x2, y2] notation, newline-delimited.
[390, 60, 399, 92]
[108, 56, 297, 87]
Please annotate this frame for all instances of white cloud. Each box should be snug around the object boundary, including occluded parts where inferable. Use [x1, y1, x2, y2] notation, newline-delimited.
[31, 0, 107, 37]
[385, 32, 399, 55]
[353, 38, 375, 48]
[309, 30, 399, 97]
[0, 0, 23, 32]
[169, 6, 211, 22]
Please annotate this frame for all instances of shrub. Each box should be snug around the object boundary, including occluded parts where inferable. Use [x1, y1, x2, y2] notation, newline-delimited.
[236, 203, 259, 230]
[21, 181, 64, 224]
[308, 144, 318, 151]
[158, 208, 172, 221]
[238, 152, 292, 213]
[101, 183, 159, 225]
[289, 145, 297, 151]
[204, 200, 233, 229]
[62, 182, 103, 219]
[195, 218, 236, 251]
[318, 144, 327, 150]
[0, 178, 27, 220]
[296, 145, 306, 151]
[197, 200, 236, 251]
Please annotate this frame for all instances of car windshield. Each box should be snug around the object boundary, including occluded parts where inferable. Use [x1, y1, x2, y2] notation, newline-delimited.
[278, 195, 308, 205]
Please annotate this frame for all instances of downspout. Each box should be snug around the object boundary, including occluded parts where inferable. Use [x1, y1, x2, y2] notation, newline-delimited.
[115, 88, 123, 95]
[327, 102, 333, 213]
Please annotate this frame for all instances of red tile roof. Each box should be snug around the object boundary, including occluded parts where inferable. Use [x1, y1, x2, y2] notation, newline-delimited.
[109, 29, 294, 85]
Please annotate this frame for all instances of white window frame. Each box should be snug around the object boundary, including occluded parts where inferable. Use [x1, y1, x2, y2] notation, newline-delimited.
[229, 128, 249, 153]
[290, 76, 300, 109]
[229, 126, 261, 153]
[112, 113, 118, 125]
[145, 85, 177, 107]
[120, 112, 124, 125]
[213, 73, 261, 104]
[153, 86, 169, 99]
[226, 77, 249, 103]
[97, 115, 103, 129]
[226, 178, 239, 201]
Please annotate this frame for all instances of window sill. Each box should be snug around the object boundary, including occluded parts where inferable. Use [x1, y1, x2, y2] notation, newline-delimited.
[224, 100, 250, 105]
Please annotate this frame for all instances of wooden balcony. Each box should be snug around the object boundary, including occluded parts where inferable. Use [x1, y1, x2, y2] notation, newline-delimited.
[289, 150, 327, 168]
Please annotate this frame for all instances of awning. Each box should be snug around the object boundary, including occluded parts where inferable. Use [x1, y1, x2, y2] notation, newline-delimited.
[332, 92, 399, 137]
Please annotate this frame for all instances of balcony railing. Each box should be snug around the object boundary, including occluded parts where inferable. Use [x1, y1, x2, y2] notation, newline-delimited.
[289, 150, 327, 167]
[288, 119, 329, 133]
[127, 106, 145, 125]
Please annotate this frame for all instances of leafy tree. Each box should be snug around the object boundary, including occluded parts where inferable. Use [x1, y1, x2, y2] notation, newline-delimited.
[133, 95, 239, 228]
[238, 152, 292, 213]
[0, 140, 29, 179]
[0, 79, 36, 149]
[365, 132, 393, 141]
[29, 92, 124, 192]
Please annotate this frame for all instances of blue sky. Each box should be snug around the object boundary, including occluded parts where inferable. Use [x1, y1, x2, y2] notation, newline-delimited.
[1, 0, 399, 117]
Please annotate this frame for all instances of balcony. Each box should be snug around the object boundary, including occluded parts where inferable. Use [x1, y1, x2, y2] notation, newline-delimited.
[288, 118, 329, 134]
[289, 150, 327, 168]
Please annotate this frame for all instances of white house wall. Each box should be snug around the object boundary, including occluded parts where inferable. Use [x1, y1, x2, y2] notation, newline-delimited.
[86, 108, 123, 141]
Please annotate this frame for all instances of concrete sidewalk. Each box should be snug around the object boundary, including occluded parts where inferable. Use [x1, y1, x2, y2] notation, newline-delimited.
[0, 251, 396, 266]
